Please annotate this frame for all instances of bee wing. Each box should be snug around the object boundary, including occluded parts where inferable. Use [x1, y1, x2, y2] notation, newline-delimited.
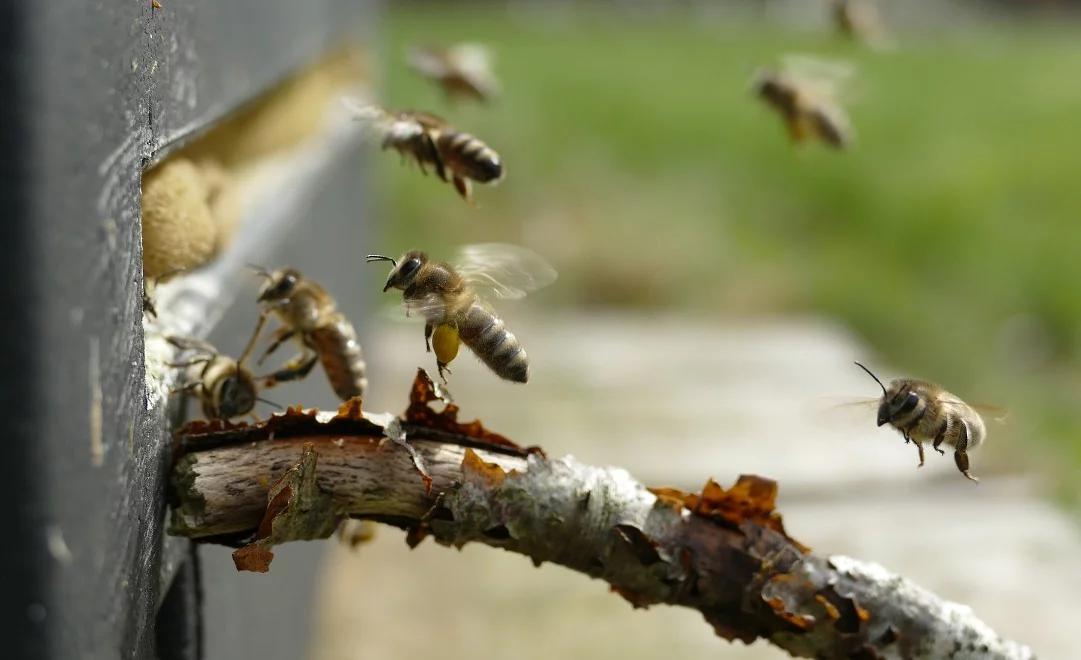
[446, 43, 499, 94]
[454, 243, 557, 301]
[780, 54, 855, 103]
[944, 401, 1010, 423]
[401, 292, 447, 321]
[407, 46, 451, 78]
[342, 100, 427, 142]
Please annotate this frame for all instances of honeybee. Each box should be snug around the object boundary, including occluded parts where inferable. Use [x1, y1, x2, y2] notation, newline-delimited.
[252, 267, 368, 401]
[346, 102, 503, 203]
[167, 318, 276, 420]
[832, 0, 890, 49]
[366, 244, 557, 383]
[753, 56, 854, 149]
[854, 362, 1002, 483]
[407, 43, 500, 104]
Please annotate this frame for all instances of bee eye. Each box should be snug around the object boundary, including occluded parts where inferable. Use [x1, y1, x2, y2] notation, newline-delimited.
[897, 391, 920, 415]
[399, 258, 421, 278]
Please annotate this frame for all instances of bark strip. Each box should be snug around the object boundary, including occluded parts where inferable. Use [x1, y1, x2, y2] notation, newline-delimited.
[168, 370, 1034, 660]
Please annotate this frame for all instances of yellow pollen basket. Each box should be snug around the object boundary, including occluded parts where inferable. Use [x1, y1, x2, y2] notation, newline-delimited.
[433, 323, 460, 366]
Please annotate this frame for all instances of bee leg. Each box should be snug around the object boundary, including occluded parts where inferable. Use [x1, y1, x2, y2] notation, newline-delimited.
[452, 175, 473, 204]
[425, 323, 434, 353]
[257, 327, 296, 366]
[437, 361, 452, 383]
[166, 357, 212, 369]
[259, 352, 318, 387]
[914, 441, 926, 468]
[169, 380, 201, 397]
[954, 423, 979, 482]
[142, 289, 157, 318]
[932, 420, 948, 455]
[425, 133, 447, 181]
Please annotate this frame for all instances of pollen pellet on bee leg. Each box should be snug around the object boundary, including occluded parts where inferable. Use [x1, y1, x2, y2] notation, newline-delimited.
[433, 324, 460, 367]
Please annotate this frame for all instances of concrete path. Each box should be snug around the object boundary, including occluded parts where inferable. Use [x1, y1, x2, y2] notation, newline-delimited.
[307, 313, 1081, 659]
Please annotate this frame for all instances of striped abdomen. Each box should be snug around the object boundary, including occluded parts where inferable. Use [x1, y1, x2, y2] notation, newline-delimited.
[457, 301, 528, 383]
[306, 316, 367, 400]
[436, 131, 503, 183]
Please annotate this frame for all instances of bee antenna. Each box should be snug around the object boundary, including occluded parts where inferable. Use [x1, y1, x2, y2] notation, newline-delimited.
[256, 396, 283, 410]
[854, 361, 887, 395]
[365, 254, 397, 267]
[246, 263, 273, 279]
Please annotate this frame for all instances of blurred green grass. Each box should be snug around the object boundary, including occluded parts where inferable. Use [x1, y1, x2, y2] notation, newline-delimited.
[375, 6, 1081, 504]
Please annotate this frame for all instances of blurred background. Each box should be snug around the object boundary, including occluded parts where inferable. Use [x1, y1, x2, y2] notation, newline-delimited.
[191, 1, 1081, 658]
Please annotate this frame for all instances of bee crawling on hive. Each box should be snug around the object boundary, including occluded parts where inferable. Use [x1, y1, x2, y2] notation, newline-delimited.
[251, 266, 368, 402]
[345, 101, 504, 204]
[166, 317, 279, 421]
[407, 42, 500, 104]
[366, 244, 556, 384]
[853, 362, 1006, 482]
[752, 55, 855, 149]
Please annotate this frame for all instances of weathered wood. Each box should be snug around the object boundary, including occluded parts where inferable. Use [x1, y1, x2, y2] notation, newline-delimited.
[170, 373, 1035, 660]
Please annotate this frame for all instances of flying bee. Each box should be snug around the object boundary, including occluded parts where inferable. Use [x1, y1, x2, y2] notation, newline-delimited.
[407, 42, 500, 104]
[366, 244, 557, 384]
[346, 102, 504, 204]
[167, 318, 278, 420]
[753, 55, 854, 149]
[832, 0, 891, 49]
[252, 266, 368, 402]
[854, 362, 1005, 483]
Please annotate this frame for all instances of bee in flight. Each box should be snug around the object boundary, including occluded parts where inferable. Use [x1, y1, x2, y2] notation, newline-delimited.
[832, 0, 891, 50]
[854, 362, 1003, 482]
[753, 55, 854, 149]
[166, 319, 278, 421]
[407, 42, 500, 104]
[366, 244, 556, 384]
[252, 266, 368, 402]
[346, 102, 504, 204]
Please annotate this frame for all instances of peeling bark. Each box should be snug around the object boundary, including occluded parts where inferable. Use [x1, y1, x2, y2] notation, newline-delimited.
[168, 370, 1034, 660]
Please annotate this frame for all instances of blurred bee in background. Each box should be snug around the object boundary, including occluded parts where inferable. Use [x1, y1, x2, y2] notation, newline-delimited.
[253, 266, 368, 401]
[407, 43, 500, 104]
[346, 102, 504, 204]
[832, 0, 891, 50]
[167, 319, 277, 420]
[366, 244, 556, 384]
[854, 362, 1004, 482]
[753, 56, 854, 149]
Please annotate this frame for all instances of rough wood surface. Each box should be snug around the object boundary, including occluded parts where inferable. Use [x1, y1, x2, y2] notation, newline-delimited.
[170, 371, 1034, 660]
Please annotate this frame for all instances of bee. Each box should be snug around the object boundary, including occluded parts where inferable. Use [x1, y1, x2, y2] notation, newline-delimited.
[753, 56, 854, 149]
[407, 43, 500, 104]
[854, 362, 1001, 483]
[346, 102, 503, 204]
[167, 318, 277, 420]
[252, 267, 368, 401]
[366, 244, 556, 383]
[832, 0, 890, 49]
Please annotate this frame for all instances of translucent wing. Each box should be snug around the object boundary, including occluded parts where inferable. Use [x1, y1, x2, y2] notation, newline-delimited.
[342, 100, 427, 142]
[447, 43, 499, 94]
[779, 54, 855, 103]
[407, 46, 451, 78]
[943, 401, 1010, 423]
[402, 292, 450, 323]
[454, 243, 557, 301]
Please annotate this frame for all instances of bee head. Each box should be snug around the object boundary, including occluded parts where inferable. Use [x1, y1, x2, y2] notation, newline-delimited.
[856, 362, 924, 427]
[367, 250, 427, 292]
[753, 71, 794, 106]
[879, 381, 922, 427]
[211, 371, 257, 419]
[256, 267, 302, 303]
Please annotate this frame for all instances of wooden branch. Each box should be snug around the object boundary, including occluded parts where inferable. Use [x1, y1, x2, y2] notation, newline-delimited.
[168, 370, 1034, 660]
